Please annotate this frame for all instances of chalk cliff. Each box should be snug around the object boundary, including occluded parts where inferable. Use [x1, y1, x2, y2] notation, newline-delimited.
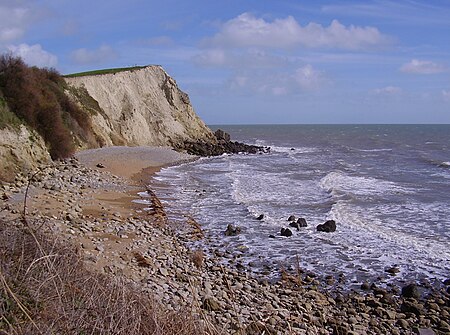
[65, 66, 216, 148]
[0, 65, 216, 181]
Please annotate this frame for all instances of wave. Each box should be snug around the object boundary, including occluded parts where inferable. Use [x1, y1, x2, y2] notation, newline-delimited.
[320, 171, 414, 197]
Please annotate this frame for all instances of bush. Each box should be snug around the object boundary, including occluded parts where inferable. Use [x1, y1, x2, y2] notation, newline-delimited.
[0, 53, 93, 159]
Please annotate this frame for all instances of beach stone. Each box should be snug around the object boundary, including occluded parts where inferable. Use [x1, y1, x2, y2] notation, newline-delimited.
[224, 224, 241, 236]
[201, 297, 221, 311]
[402, 283, 420, 299]
[287, 215, 296, 222]
[316, 220, 336, 232]
[256, 214, 264, 220]
[417, 328, 436, 335]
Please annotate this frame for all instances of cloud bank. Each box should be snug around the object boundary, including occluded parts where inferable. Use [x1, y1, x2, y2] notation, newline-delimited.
[205, 13, 392, 50]
[400, 59, 447, 74]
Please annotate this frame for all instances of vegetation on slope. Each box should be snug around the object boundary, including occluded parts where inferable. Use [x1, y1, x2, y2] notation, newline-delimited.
[64, 65, 147, 78]
[0, 53, 93, 159]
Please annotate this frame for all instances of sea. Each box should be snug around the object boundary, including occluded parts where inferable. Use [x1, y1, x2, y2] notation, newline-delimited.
[147, 125, 450, 289]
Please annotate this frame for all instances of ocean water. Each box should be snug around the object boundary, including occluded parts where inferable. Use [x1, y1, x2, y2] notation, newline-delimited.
[148, 125, 450, 288]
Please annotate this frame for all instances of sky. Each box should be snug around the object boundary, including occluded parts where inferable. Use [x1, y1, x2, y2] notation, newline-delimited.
[1, 0, 449, 124]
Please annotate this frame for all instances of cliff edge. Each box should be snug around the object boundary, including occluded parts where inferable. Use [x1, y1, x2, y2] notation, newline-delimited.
[65, 66, 216, 148]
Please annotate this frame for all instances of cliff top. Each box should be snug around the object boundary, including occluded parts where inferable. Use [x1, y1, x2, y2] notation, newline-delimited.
[64, 65, 159, 78]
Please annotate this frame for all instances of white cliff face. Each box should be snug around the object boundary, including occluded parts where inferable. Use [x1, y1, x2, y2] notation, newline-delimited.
[65, 66, 216, 147]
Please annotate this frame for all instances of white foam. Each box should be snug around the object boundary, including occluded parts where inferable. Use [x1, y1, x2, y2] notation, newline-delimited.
[320, 171, 414, 196]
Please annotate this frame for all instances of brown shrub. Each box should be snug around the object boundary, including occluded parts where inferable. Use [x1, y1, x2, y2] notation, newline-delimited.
[0, 53, 93, 159]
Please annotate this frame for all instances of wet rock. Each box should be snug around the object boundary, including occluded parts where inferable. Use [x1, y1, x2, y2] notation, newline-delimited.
[96, 163, 105, 168]
[256, 214, 264, 220]
[402, 283, 420, 299]
[316, 220, 336, 232]
[281, 228, 293, 237]
[297, 217, 307, 227]
[224, 224, 241, 236]
[443, 278, 450, 285]
[287, 215, 296, 222]
[361, 281, 370, 290]
[289, 221, 300, 230]
[386, 266, 400, 275]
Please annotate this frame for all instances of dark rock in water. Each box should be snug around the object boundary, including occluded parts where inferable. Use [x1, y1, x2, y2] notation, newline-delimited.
[316, 220, 336, 232]
[256, 214, 264, 220]
[268, 234, 276, 239]
[401, 283, 420, 299]
[386, 266, 400, 275]
[361, 281, 370, 290]
[281, 228, 293, 237]
[443, 278, 450, 285]
[96, 163, 105, 168]
[289, 221, 300, 230]
[297, 217, 308, 227]
[224, 224, 241, 236]
[214, 129, 231, 142]
[287, 215, 296, 222]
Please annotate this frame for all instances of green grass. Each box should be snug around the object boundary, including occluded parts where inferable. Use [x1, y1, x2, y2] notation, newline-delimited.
[64, 66, 149, 78]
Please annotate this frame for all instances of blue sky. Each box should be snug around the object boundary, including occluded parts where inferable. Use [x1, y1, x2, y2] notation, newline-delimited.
[1, 0, 449, 124]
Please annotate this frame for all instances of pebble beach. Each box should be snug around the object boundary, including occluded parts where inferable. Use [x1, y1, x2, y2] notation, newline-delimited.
[1, 146, 449, 335]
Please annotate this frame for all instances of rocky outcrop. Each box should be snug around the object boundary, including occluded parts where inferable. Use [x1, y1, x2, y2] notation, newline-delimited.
[176, 129, 269, 156]
[65, 66, 216, 148]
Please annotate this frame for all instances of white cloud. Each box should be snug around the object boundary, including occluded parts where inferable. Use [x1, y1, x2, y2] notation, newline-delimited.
[293, 64, 324, 90]
[7, 43, 57, 68]
[371, 86, 402, 95]
[205, 13, 391, 50]
[400, 59, 447, 74]
[228, 64, 326, 96]
[443, 90, 450, 101]
[0, 5, 30, 42]
[70, 45, 117, 65]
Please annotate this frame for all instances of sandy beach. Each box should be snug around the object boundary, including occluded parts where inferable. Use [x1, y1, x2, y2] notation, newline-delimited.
[1, 146, 449, 335]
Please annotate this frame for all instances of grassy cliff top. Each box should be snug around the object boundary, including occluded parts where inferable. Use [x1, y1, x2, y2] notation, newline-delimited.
[64, 65, 153, 78]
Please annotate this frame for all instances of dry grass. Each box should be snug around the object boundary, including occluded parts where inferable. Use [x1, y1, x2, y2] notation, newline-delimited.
[0, 218, 215, 335]
[191, 250, 204, 269]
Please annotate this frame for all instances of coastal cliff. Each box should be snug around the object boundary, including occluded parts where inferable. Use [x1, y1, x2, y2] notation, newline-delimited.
[0, 64, 217, 181]
[65, 66, 216, 148]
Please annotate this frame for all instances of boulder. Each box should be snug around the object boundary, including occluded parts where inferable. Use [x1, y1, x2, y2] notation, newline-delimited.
[316, 220, 336, 232]
[297, 217, 308, 227]
[287, 215, 296, 222]
[224, 224, 241, 236]
[401, 283, 420, 299]
[256, 214, 264, 220]
[289, 221, 300, 230]
[281, 228, 293, 237]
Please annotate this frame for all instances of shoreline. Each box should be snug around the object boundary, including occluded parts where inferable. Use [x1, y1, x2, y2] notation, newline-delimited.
[1, 146, 449, 334]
